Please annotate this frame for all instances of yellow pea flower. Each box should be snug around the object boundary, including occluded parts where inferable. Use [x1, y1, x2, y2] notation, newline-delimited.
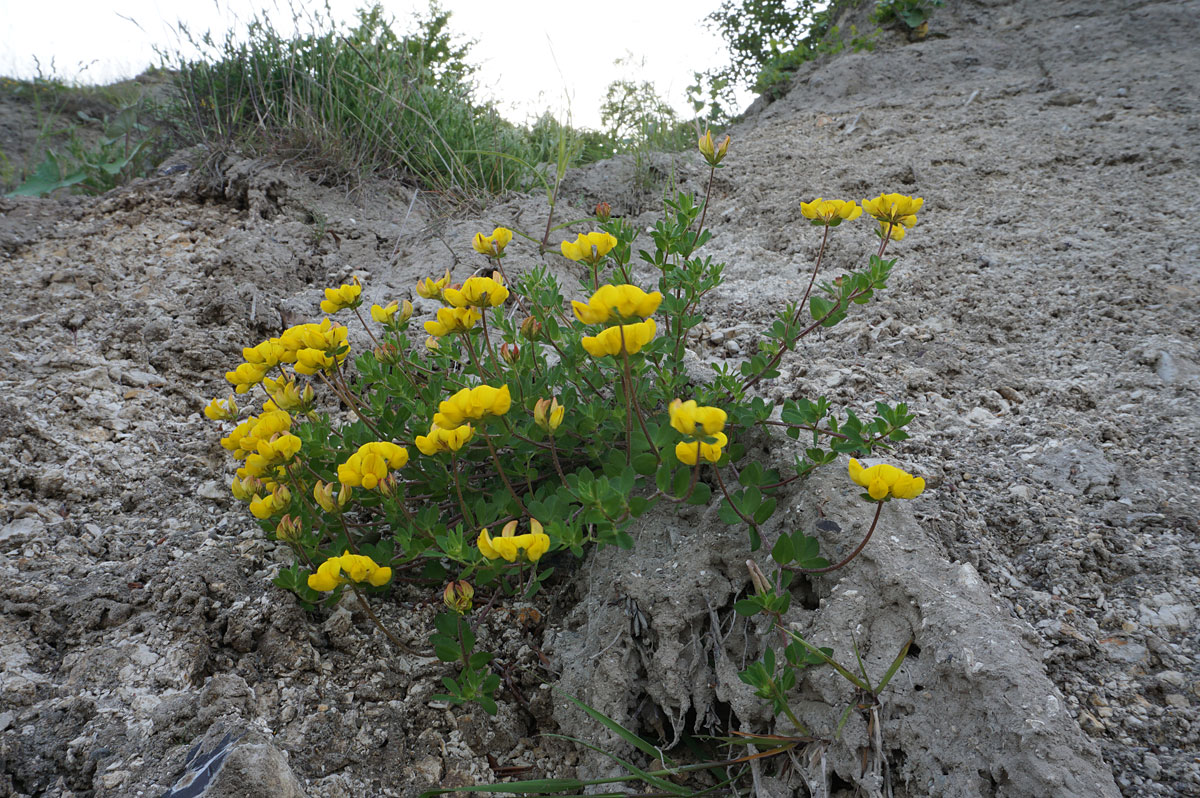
[443, 580, 474, 613]
[319, 276, 363, 314]
[307, 551, 392, 592]
[560, 231, 618, 264]
[415, 423, 475, 456]
[848, 458, 925, 501]
[443, 275, 510, 308]
[533, 397, 565, 432]
[337, 441, 409, 490]
[416, 269, 452, 301]
[203, 395, 238, 421]
[242, 338, 287, 368]
[224, 361, 270, 394]
[249, 484, 291, 520]
[861, 193, 922, 230]
[581, 319, 657, 358]
[800, 198, 863, 226]
[675, 432, 728, 466]
[571, 283, 662, 325]
[263, 376, 314, 413]
[879, 221, 906, 241]
[477, 519, 550, 563]
[424, 306, 482, 337]
[668, 399, 727, 437]
[432, 384, 512, 429]
[472, 227, 514, 257]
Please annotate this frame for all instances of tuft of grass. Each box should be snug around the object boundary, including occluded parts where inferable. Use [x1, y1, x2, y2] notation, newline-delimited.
[167, 2, 561, 198]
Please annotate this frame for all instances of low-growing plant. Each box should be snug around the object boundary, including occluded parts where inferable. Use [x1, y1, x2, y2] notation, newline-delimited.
[873, 0, 944, 31]
[204, 131, 927, 787]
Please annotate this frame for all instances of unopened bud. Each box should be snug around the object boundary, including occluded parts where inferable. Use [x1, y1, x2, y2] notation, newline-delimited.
[231, 475, 261, 502]
[378, 473, 400, 501]
[534, 397, 564, 432]
[500, 342, 520, 365]
[698, 129, 731, 167]
[519, 317, 542, 342]
[276, 514, 303, 543]
[594, 201, 611, 222]
[397, 299, 414, 324]
[443, 580, 474, 614]
[374, 342, 401, 365]
[747, 559, 771, 597]
[313, 480, 346, 513]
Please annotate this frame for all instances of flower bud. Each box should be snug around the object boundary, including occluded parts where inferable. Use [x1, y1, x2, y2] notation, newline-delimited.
[519, 317, 542, 342]
[378, 472, 400, 501]
[397, 299, 414, 324]
[594, 201, 611, 222]
[314, 480, 339, 513]
[231, 475, 261, 502]
[698, 129, 731, 167]
[747, 559, 771, 597]
[443, 580, 474, 614]
[374, 342, 400, 365]
[276, 514, 303, 543]
[534, 397, 564, 432]
[500, 342, 519, 365]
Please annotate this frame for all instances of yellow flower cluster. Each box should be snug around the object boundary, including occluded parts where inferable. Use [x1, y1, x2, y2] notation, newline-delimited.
[581, 319, 657, 358]
[560, 231, 618, 264]
[472, 227, 513, 257]
[338, 441, 410, 490]
[800, 198, 863, 225]
[848, 458, 926, 500]
[249, 484, 292, 519]
[862, 193, 923, 241]
[669, 399, 728, 465]
[313, 480, 352, 513]
[415, 423, 474, 455]
[424, 306, 481, 337]
[262, 376, 314, 413]
[432, 384, 512, 429]
[445, 274, 509, 308]
[319, 277, 362, 314]
[224, 319, 350, 392]
[307, 551, 392, 591]
[477, 519, 550, 563]
[571, 284, 663, 325]
[222, 408, 295, 467]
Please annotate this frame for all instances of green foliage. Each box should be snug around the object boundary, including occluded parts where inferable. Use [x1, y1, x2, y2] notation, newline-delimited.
[168, 2, 559, 195]
[692, 0, 862, 119]
[874, 0, 944, 29]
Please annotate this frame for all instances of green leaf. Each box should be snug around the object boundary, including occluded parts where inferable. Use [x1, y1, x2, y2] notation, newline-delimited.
[772, 533, 794, 565]
[632, 453, 658, 476]
[753, 497, 777, 525]
[718, 498, 741, 525]
[434, 643, 461, 662]
[734, 598, 761, 616]
[671, 467, 691, 498]
[686, 481, 711, 505]
[555, 690, 678, 768]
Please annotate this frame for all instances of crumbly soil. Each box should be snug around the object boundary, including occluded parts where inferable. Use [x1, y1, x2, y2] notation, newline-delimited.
[2, 0, 1198, 796]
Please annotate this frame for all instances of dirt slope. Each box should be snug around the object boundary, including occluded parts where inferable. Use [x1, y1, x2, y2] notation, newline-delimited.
[1, 0, 1197, 796]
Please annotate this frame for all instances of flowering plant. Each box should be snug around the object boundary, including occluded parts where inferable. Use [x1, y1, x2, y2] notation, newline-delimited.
[203, 132, 925, 724]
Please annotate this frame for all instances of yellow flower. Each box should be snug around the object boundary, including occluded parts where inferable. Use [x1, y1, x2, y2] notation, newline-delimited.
[879, 221, 906, 241]
[560, 231, 618, 264]
[848, 458, 925, 501]
[319, 276, 363, 314]
[370, 299, 413, 325]
[433, 384, 512, 428]
[231, 475, 261, 501]
[698, 129, 731, 167]
[294, 348, 336, 376]
[242, 338, 286, 368]
[444, 275, 510, 308]
[275, 514, 303, 543]
[571, 283, 663, 325]
[415, 423, 474, 455]
[278, 319, 344, 362]
[337, 442, 409, 490]
[472, 227, 514, 257]
[224, 361, 270, 394]
[675, 432, 728, 465]
[477, 519, 550, 563]
[581, 319, 657, 358]
[241, 433, 302, 478]
[668, 399, 727, 437]
[307, 551, 392, 592]
[861, 193, 922, 231]
[800, 198, 863, 226]
[203, 395, 238, 421]
[424, 306, 482, 337]
[425, 335, 441, 350]
[416, 269, 452, 301]
[533, 397, 565, 432]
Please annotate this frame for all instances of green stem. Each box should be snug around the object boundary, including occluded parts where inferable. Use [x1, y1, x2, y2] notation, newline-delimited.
[792, 500, 884, 574]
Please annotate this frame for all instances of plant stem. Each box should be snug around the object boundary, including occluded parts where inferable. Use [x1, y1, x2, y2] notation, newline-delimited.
[450, 454, 475, 529]
[347, 582, 425, 655]
[481, 430, 526, 513]
[352, 305, 381, 349]
[712, 462, 757, 532]
[793, 501, 885, 574]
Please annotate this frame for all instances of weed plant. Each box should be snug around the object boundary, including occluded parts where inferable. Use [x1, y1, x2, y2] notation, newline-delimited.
[205, 129, 929, 791]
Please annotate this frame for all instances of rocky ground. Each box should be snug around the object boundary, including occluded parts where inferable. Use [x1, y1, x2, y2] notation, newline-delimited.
[2, 0, 1198, 796]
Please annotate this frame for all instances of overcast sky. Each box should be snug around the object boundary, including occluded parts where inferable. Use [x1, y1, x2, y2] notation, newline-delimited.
[0, 0, 756, 129]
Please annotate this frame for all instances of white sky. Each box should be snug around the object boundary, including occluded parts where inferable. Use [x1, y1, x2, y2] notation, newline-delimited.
[0, 0, 756, 129]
